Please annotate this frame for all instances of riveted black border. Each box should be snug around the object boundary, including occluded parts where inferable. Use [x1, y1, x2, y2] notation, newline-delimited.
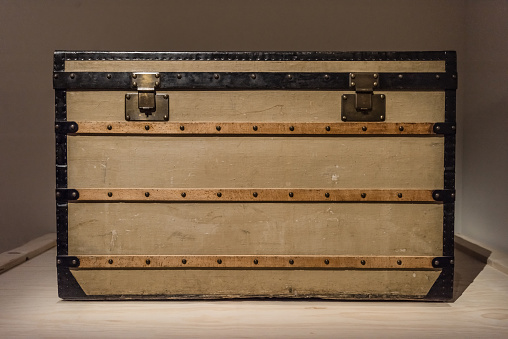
[60, 51, 450, 62]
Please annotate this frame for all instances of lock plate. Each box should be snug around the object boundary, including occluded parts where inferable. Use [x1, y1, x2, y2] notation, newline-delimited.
[125, 93, 169, 121]
[341, 72, 386, 122]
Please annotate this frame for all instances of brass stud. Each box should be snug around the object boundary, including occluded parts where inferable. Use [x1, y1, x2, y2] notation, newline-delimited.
[71, 259, 77, 265]
[324, 259, 329, 265]
[452, 74, 457, 79]
[361, 260, 366, 265]
[180, 125, 185, 131]
[107, 192, 113, 197]
[380, 94, 385, 100]
[253, 192, 258, 198]
[289, 259, 294, 265]
[71, 191, 77, 198]
[362, 126, 367, 131]
[145, 192, 150, 197]
[107, 74, 112, 79]
[398, 74, 403, 79]
[373, 74, 378, 79]
[450, 259, 455, 265]
[326, 126, 331, 131]
[214, 73, 219, 79]
[351, 81, 356, 87]
[436, 74, 440, 79]
[53, 73, 59, 79]
[70, 73, 75, 79]
[107, 125, 112, 130]
[451, 125, 456, 130]
[182, 259, 187, 264]
[361, 193, 366, 198]
[324, 74, 330, 80]
[435, 125, 441, 131]
[342, 95, 347, 100]
[126, 115, 131, 120]
[251, 74, 256, 79]
[253, 125, 258, 131]
[56, 191, 61, 198]
[126, 94, 131, 100]
[398, 193, 403, 198]
[216, 125, 221, 131]
[380, 115, 384, 120]
[325, 192, 330, 198]
[351, 74, 356, 79]
[154, 81, 159, 87]
[289, 192, 294, 198]
[217, 259, 222, 264]
[57, 259, 62, 265]
[451, 193, 455, 199]
[181, 192, 186, 198]
[217, 192, 222, 198]
[434, 193, 440, 199]
[373, 81, 378, 87]
[434, 260, 440, 266]
[145, 125, 150, 130]
[289, 126, 294, 131]
[164, 115, 168, 119]
[397, 260, 402, 265]
[132, 81, 137, 87]
[177, 74, 182, 79]
[287, 74, 292, 80]
[253, 259, 259, 265]
[132, 74, 137, 79]
[108, 259, 113, 264]
[399, 126, 404, 131]
[155, 74, 160, 78]
[146, 259, 151, 265]
[163, 94, 169, 99]
[342, 116, 347, 121]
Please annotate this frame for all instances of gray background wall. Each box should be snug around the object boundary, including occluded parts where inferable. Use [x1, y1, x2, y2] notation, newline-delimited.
[0, 0, 506, 253]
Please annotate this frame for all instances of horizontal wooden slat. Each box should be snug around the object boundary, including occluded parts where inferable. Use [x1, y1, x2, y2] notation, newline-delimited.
[66, 91, 445, 123]
[72, 188, 438, 202]
[69, 121, 439, 136]
[65, 60, 446, 73]
[66, 255, 441, 269]
[67, 136, 444, 189]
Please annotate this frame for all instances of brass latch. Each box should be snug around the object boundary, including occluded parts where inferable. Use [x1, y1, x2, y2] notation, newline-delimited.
[341, 73, 386, 122]
[125, 72, 169, 121]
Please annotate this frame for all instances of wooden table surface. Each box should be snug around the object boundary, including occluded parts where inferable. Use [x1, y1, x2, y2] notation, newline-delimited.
[0, 247, 507, 338]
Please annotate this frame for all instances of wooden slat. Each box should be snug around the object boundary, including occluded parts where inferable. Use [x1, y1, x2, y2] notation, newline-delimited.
[73, 188, 437, 202]
[71, 121, 438, 136]
[65, 60, 446, 73]
[67, 91, 445, 123]
[67, 136, 444, 189]
[70, 255, 439, 269]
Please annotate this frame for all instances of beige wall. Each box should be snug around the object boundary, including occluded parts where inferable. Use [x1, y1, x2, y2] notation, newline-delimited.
[0, 0, 504, 253]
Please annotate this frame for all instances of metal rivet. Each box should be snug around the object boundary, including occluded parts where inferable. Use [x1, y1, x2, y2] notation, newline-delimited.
[325, 192, 330, 198]
[132, 74, 137, 79]
[56, 191, 61, 198]
[380, 115, 384, 120]
[71, 191, 77, 198]
[351, 81, 356, 87]
[373, 81, 378, 87]
[452, 74, 457, 79]
[132, 81, 137, 87]
[324, 74, 330, 80]
[55, 124, 60, 130]
[436, 74, 440, 79]
[164, 115, 168, 119]
[289, 192, 294, 198]
[251, 74, 256, 79]
[182, 259, 187, 264]
[324, 259, 329, 265]
[177, 74, 182, 79]
[53, 73, 59, 79]
[217, 192, 222, 197]
[289, 126, 294, 131]
[351, 74, 356, 79]
[70, 73, 75, 79]
[107, 74, 112, 79]
[253, 259, 259, 265]
[398, 74, 403, 79]
[253, 125, 258, 131]
[145, 192, 150, 197]
[342, 116, 347, 121]
[450, 259, 454, 265]
[398, 193, 403, 198]
[126, 94, 131, 100]
[181, 192, 186, 198]
[373, 74, 378, 79]
[146, 259, 151, 265]
[180, 125, 185, 131]
[217, 259, 222, 264]
[155, 74, 160, 78]
[108, 259, 113, 264]
[289, 259, 294, 265]
[126, 115, 131, 120]
[434, 260, 440, 266]
[253, 192, 258, 198]
[69, 124, 76, 131]
[451, 193, 455, 199]
[380, 94, 385, 100]
[362, 126, 367, 131]
[361, 260, 366, 265]
[214, 73, 219, 79]
[397, 260, 402, 265]
[361, 193, 366, 198]
[163, 94, 169, 99]
[342, 95, 347, 100]
[434, 193, 440, 199]
[451, 125, 456, 130]
[399, 126, 404, 131]
[72, 259, 77, 265]
[57, 259, 62, 265]
[216, 125, 221, 131]
[107, 125, 112, 130]
[435, 125, 441, 131]
[155, 81, 160, 87]
[326, 126, 331, 131]
[287, 74, 292, 79]
[145, 125, 150, 130]
[107, 192, 113, 197]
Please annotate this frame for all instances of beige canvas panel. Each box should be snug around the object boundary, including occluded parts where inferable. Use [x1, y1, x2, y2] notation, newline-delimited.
[66, 91, 445, 123]
[67, 136, 444, 189]
[71, 269, 441, 297]
[65, 60, 445, 73]
[68, 203, 443, 256]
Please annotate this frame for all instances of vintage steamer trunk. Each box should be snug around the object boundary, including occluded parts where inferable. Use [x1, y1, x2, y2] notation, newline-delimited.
[54, 51, 456, 300]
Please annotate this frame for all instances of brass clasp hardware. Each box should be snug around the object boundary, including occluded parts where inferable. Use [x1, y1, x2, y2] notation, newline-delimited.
[341, 73, 386, 122]
[125, 72, 169, 121]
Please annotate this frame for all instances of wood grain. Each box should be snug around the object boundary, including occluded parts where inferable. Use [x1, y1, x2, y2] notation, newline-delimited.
[68, 203, 443, 256]
[67, 90, 445, 123]
[71, 121, 439, 135]
[67, 136, 444, 189]
[65, 60, 446, 73]
[73, 188, 438, 202]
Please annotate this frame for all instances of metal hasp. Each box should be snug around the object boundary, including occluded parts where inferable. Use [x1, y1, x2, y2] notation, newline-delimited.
[341, 73, 386, 122]
[125, 72, 169, 121]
